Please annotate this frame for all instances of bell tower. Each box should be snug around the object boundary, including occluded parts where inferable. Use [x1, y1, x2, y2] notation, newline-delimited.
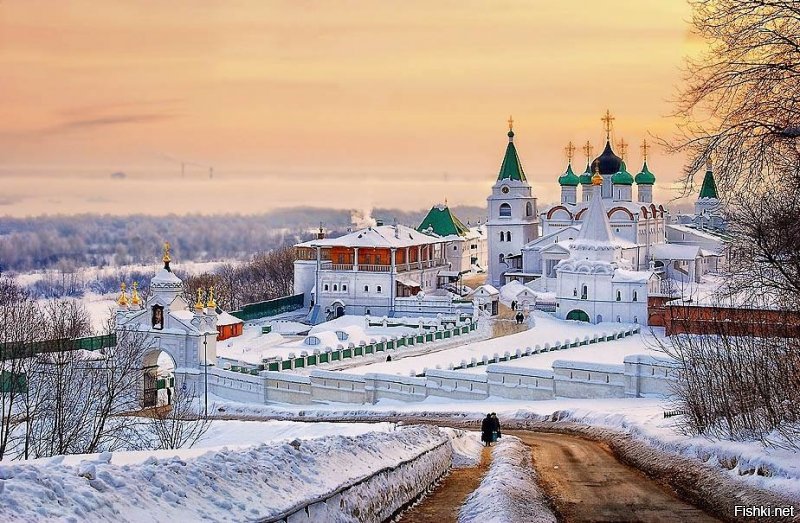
[486, 117, 539, 287]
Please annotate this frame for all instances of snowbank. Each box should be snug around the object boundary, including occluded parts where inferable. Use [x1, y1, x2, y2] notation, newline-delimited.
[459, 436, 556, 523]
[0, 425, 451, 522]
[439, 428, 483, 468]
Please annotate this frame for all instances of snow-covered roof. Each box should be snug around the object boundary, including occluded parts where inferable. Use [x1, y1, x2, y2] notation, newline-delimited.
[303, 331, 342, 348]
[651, 243, 700, 260]
[666, 224, 728, 242]
[297, 224, 444, 249]
[216, 310, 243, 326]
[611, 269, 654, 283]
[472, 284, 499, 297]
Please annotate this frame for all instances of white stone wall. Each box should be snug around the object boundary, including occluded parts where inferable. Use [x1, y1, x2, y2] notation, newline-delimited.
[552, 360, 626, 399]
[487, 365, 554, 400]
[424, 369, 489, 400]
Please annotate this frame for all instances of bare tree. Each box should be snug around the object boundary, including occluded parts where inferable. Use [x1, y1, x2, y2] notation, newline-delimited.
[670, 0, 800, 195]
[146, 383, 211, 450]
[658, 303, 800, 449]
[0, 279, 46, 460]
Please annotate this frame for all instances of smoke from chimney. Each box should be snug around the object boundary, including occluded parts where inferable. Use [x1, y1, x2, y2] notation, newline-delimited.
[351, 207, 377, 229]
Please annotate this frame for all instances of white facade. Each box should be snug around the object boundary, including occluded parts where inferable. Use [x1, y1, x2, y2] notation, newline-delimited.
[553, 179, 657, 325]
[486, 130, 539, 287]
[116, 255, 218, 401]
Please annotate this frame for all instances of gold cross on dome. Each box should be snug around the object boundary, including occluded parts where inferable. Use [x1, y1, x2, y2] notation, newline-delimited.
[640, 139, 650, 161]
[163, 241, 171, 263]
[565, 141, 576, 162]
[507, 115, 514, 131]
[617, 138, 628, 160]
[582, 140, 593, 161]
[601, 110, 615, 138]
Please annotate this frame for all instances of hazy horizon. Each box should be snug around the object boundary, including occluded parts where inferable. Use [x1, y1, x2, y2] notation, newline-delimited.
[0, 0, 703, 217]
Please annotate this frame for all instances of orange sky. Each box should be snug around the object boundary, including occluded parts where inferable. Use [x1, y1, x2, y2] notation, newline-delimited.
[0, 1, 703, 216]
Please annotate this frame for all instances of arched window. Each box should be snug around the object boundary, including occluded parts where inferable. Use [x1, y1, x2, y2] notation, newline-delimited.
[506, 231, 512, 242]
[632, 290, 638, 302]
[526, 202, 533, 216]
[634, 316, 638, 324]
[499, 203, 512, 217]
[499, 254, 505, 264]
[499, 231, 504, 242]
[581, 285, 588, 300]
[617, 316, 621, 322]
[364, 285, 369, 292]
[573, 288, 577, 297]
[616, 290, 621, 302]
[376, 285, 382, 293]
[342, 284, 347, 292]
[333, 284, 338, 292]
[323, 284, 329, 291]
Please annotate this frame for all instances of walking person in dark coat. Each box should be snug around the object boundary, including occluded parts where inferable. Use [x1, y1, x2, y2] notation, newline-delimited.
[481, 413, 494, 446]
[490, 412, 501, 442]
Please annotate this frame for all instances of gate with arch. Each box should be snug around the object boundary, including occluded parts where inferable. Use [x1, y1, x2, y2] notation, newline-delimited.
[566, 309, 590, 322]
[141, 349, 176, 408]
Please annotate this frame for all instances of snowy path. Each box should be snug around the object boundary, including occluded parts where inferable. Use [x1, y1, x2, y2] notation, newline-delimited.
[512, 430, 718, 522]
[398, 446, 492, 523]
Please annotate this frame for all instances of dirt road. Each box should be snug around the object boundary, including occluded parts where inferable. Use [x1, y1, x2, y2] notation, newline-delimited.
[397, 447, 492, 523]
[512, 430, 720, 522]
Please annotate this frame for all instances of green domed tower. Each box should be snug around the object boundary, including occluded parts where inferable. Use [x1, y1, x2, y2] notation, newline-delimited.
[559, 142, 580, 204]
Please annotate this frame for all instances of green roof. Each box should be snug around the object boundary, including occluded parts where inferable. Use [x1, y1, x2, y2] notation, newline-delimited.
[611, 160, 634, 185]
[497, 131, 527, 182]
[634, 161, 656, 185]
[579, 162, 593, 184]
[699, 168, 718, 198]
[558, 163, 580, 186]
[417, 204, 470, 237]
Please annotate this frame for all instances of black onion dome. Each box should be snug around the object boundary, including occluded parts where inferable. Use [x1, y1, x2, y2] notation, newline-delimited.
[590, 140, 623, 175]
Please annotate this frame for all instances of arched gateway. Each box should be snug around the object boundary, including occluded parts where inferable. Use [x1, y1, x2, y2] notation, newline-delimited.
[115, 244, 219, 407]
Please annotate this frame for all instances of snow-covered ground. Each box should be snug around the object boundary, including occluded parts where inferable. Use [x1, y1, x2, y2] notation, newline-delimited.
[210, 395, 800, 501]
[342, 311, 642, 376]
[217, 314, 480, 366]
[0, 424, 454, 522]
[458, 330, 665, 374]
[29, 420, 395, 468]
[460, 436, 556, 523]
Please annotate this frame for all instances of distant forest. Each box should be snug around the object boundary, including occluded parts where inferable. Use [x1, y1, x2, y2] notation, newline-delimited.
[0, 206, 486, 273]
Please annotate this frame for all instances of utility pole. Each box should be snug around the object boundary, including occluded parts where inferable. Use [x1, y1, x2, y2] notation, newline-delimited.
[203, 332, 208, 418]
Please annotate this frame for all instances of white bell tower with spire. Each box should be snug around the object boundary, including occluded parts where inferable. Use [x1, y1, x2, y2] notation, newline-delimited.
[486, 117, 539, 287]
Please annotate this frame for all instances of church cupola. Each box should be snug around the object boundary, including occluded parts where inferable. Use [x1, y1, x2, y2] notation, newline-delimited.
[558, 142, 580, 204]
[635, 139, 655, 203]
[590, 111, 624, 199]
[695, 158, 721, 215]
[610, 138, 634, 201]
[150, 241, 184, 303]
[496, 116, 527, 182]
[579, 140, 594, 201]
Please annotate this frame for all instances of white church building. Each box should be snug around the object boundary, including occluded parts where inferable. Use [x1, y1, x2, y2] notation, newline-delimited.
[486, 113, 728, 325]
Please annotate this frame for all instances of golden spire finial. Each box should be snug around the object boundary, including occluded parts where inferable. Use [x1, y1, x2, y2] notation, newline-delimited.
[565, 141, 576, 163]
[162, 241, 171, 263]
[706, 156, 713, 171]
[582, 140, 594, 162]
[640, 139, 650, 162]
[117, 282, 129, 307]
[601, 110, 615, 140]
[591, 165, 603, 186]
[616, 138, 628, 160]
[194, 288, 204, 311]
[507, 115, 514, 132]
[206, 286, 217, 309]
[131, 281, 142, 306]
